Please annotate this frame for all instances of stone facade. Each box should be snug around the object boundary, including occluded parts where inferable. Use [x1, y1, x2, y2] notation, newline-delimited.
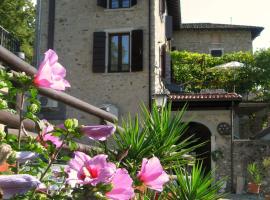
[233, 141, 270, 193]
[38, 0, 170, 124]
[177, 109, 233, 191]
[172, 29, 253, 54]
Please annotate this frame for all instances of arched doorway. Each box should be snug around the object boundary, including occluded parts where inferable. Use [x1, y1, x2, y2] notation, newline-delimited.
[184, 122, 212, 174]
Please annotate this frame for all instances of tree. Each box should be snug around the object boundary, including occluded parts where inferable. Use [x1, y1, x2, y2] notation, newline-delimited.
[0, 0, 35, 61]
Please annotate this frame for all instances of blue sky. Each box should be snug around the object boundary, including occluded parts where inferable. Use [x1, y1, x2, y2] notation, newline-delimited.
[181, 0, 270, 51]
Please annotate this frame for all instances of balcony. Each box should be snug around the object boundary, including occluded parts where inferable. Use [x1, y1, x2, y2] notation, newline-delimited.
[0, 26, 20, 54]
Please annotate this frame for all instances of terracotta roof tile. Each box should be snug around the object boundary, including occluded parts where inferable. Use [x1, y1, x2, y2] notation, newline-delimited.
[169, 93, 242, 102]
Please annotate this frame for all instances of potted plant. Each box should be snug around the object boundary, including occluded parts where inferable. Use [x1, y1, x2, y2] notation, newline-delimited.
[247, 162, 262, 194]
[262, 157, 270, 200]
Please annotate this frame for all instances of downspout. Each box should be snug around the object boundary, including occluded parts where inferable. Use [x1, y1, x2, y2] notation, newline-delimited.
[231, 100, 234, 192]
[34, 0, 42, 67]
[47, 0, 55, 49]
[148, 0, 152, 110]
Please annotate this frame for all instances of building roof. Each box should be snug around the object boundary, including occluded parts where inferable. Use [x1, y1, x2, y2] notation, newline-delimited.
[167, 0, 181, 30]
[169, 93, 242, 102]
[180, 23, 264, 39]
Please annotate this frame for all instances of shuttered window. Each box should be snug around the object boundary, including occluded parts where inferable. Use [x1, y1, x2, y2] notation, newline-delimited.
[109, 0, 137, 8]
[108, 33, 130, 72]
[97, 0, 137, 9]
[93, 30, 143, 73]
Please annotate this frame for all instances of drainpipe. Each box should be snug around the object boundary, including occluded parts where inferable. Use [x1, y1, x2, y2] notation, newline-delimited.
[148, 0, 152, 110]
[231, 100, 234, 192]
[34, 0, 42, 67]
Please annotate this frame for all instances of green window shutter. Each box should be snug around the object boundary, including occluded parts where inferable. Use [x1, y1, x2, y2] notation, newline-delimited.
[93, 32, 106, 73]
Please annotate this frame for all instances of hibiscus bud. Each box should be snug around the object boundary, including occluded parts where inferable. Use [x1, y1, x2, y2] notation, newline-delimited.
[0, 143, 12, 165]
[64, 118, 79, 130]
[0, 81, 7, 88]
[0, 130, 6, 141]
[28, 103, 39, 113]
[0, 99, 8, 109]
[98, 183, 113, 193]
[6, 151, 16, 164]
[94, 192, 107, 200]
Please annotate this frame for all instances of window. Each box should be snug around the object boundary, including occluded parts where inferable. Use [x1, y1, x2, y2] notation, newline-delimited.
[210, 49, 223, 57]
[109, 33, 130, 72]
[92, 30, 143, 73]
[110, 0, 130, 9]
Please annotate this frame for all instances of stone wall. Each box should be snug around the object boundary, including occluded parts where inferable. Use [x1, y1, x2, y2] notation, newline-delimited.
[233, 140, 270, 193]
[39, 0, 153, 124]
[172, 30, 253, 53]
[174, 109, 233, 191]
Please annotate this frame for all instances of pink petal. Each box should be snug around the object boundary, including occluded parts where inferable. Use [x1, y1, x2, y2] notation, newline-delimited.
[80, 125, 116, 141]
[51, 62, 66, 77]
[138, 157, 169, 192]
[106, 169, 134, 200]
[43, 133, 63, 148]
[44, 49, 58, 65]
[65, 152, 116, 187]
[34, 49, 70, 91]
[143, 171, 169, 192]
[68, 151, 91, 171]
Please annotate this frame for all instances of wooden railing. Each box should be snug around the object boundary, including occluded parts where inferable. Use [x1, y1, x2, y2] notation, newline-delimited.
[0, 46, 121, 151]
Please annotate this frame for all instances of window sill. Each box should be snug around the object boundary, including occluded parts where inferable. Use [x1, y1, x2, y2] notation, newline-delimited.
[104, 7, 135, 12]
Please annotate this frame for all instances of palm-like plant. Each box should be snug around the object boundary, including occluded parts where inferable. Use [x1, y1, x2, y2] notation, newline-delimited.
[165, 163, 226, 200]
[112, 102, 201, 172]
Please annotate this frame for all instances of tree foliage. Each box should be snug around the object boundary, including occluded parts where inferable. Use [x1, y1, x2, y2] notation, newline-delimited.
[171, 50, 270, 101]
[0, 0, 35, 61]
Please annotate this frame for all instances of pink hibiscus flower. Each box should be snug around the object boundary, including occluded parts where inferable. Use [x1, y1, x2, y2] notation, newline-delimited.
[106, 168, 135, 200]
[80, 125, 116, 141]
[138, 157, 169, 192]
[65, 152, 116, 187]
[37, 121, 63, 148]
[34, 49, 70, 91]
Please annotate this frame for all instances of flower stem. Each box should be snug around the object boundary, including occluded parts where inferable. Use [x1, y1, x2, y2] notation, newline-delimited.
[39, 134, 68, 181]
[16, 92, 25, 174]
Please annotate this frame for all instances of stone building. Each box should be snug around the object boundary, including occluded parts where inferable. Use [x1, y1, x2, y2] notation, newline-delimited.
[36, 0, 267, 193]
[36, 0, 180, 123]
[173, 23, 263, 55]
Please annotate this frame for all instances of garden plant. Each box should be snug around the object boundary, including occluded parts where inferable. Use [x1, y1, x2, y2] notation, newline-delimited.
[0, 49, 226, 199]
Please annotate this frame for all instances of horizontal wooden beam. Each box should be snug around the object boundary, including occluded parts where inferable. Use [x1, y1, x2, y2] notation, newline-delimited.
[8, 128, 95, 153]
[0, 110, 36, 131]
[0, 46, 118, 123]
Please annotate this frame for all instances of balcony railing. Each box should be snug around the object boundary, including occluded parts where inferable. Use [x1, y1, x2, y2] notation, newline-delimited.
[0, 26, 20, 53]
